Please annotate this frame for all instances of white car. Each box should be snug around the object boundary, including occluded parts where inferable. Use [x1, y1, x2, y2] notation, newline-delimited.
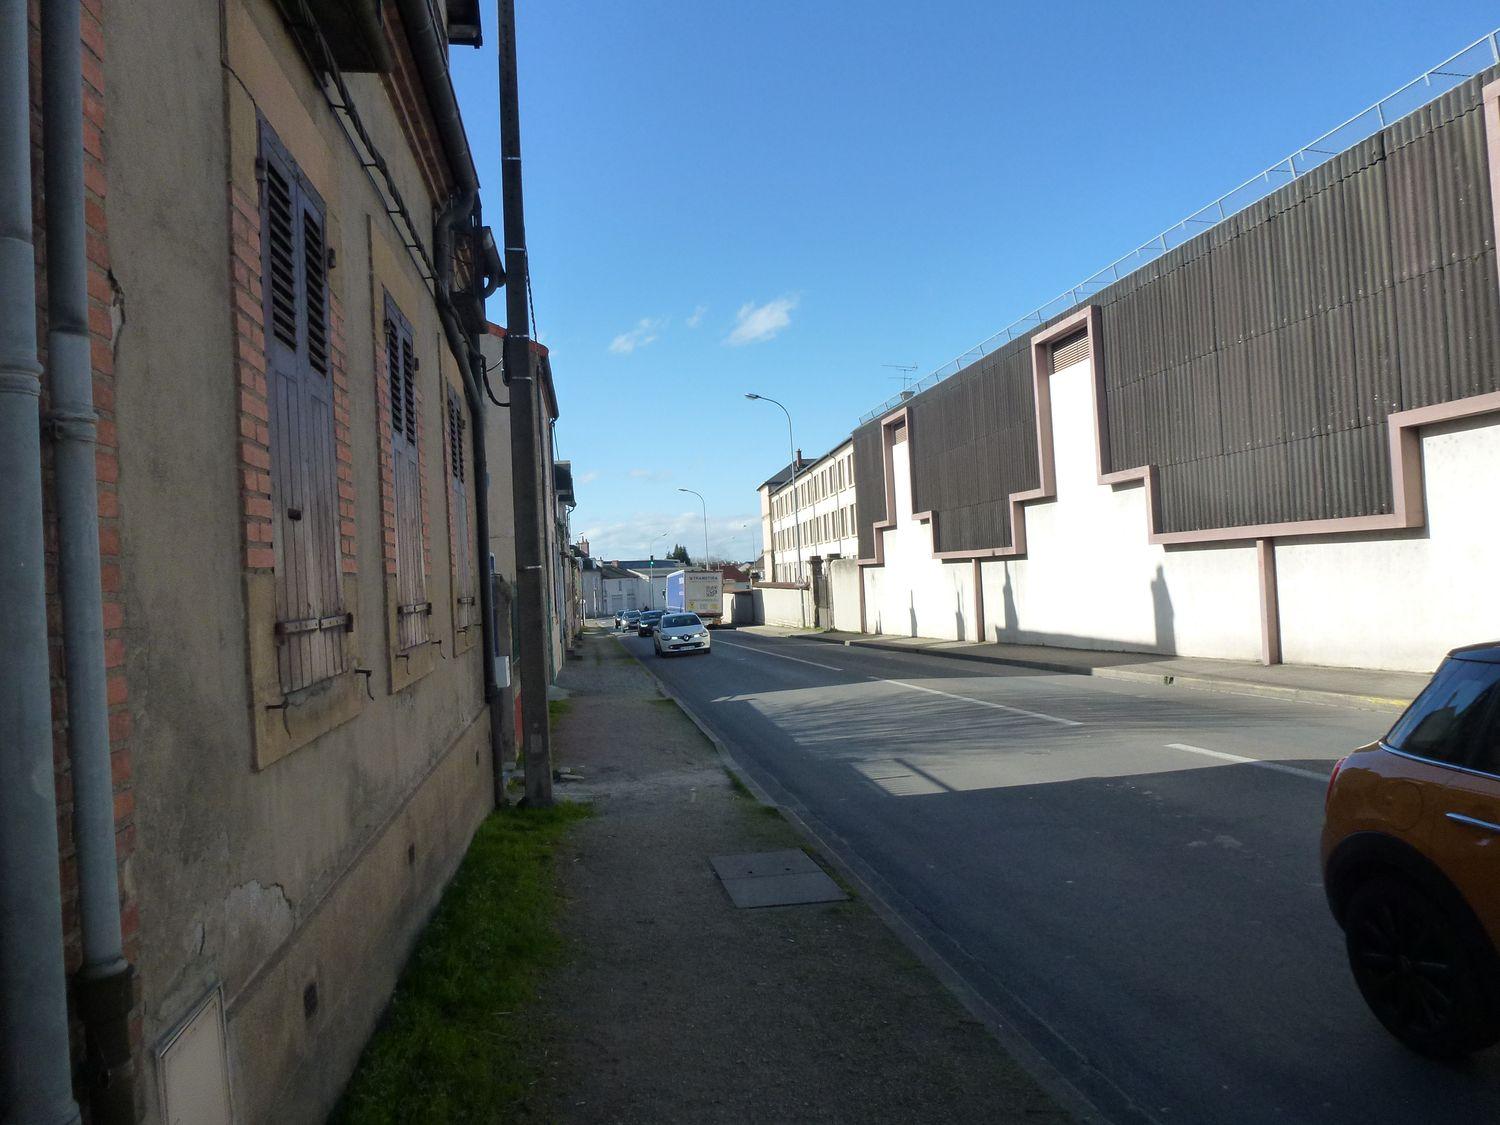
[654, 612, 711, 657]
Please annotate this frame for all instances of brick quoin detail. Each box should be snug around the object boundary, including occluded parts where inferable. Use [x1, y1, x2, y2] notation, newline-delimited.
[29, 0, 144, 1087]
[230, 183, 276, 572]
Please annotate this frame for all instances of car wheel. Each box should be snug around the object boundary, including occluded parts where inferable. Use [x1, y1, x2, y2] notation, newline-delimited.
[1343, 874, 1500, 1057]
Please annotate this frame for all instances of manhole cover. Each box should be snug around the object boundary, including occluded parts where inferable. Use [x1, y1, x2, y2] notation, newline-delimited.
[709, 849, 847, 908]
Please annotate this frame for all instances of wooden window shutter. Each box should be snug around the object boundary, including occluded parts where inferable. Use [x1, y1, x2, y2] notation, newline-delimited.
[384, 296, 429, 651]
[447, 386, 476, 632]
[258, 119, 350, 694]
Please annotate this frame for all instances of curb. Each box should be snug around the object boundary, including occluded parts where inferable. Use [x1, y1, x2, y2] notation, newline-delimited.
[614, 633, 1120, 1124]
[791, 634, 1413, 714]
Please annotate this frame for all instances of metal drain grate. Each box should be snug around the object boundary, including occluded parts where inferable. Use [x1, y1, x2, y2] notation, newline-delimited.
[710, 849, 847, 908]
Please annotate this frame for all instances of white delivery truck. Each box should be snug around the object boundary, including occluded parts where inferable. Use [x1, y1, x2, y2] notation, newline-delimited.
[665, 568, 723, 625]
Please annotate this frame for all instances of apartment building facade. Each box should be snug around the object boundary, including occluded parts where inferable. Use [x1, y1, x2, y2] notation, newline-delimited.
[759, 441, 858, 585]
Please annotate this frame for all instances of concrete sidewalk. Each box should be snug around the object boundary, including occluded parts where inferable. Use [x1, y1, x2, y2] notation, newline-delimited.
[536, 630, 1074, 1124]
[741, 626, 1427, 712]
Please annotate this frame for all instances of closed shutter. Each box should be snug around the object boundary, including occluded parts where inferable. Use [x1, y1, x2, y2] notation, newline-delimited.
[385, 297, 429, 651]
[259, 120, 349, 693]
[447, 386, 476, 632]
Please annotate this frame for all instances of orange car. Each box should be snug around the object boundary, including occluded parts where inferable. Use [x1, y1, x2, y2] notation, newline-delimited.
[1322, 642, 1500, 1057]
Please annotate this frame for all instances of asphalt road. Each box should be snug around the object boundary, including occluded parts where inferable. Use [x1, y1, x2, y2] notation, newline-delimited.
[617, 626, 1500, 1125]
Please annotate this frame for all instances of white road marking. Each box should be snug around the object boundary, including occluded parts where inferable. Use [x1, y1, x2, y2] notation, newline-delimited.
[1164, 742, 1328, 782]
[715, 639, 1081, 726]
[879, 679, 1081, 727]
[714, 639, 845, 672]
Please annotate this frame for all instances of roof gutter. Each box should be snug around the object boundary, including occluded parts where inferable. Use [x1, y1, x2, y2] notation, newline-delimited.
[393, 0, 480, 194]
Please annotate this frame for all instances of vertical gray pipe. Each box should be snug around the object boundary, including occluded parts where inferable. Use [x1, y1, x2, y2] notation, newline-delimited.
[41, 0, 135, 1119]
[0, 0, 85, 1121]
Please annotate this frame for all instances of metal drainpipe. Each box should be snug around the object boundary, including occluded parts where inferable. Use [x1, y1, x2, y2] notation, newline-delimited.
[434, 190, 510, 808]
[0, 0, 85, 1121]
[41, 1, 136, 1120]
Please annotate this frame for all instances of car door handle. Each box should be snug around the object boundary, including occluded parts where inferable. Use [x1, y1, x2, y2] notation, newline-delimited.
[1445, 812, 1500, 834]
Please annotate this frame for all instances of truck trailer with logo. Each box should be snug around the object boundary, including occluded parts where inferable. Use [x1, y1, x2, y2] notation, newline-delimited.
[664, 568, 723, 625]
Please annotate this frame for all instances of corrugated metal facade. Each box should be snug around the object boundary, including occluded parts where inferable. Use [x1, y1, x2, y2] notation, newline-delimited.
[906, 339, 1039, 552]
[853, 421, 886, 559]
[853, 69, 1500, 552]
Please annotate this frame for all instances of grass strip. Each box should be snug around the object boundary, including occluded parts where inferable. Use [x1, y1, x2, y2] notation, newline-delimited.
[332, 802, 591, 1124]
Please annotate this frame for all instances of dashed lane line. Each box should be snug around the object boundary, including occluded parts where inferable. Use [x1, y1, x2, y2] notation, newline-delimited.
[713, 639, 846, 672]
[879, 678, 1082, 727]
[1164, 742, 1328, 782]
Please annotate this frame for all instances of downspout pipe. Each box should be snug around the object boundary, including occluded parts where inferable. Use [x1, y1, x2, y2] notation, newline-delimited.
[0, 0, 84, 1121]
[435, 190, 509, 808]
[41, 1, 136, 1121]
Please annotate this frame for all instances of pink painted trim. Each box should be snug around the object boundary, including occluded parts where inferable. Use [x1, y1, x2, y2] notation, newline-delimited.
[1257, 538, 1281, 667]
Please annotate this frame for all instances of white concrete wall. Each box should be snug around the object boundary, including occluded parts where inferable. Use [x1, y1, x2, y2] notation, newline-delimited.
[1276, 414, 1500, 672]
[976, 359, 1263, 660]
[760, 585, 812, 628]
[828, 558, 862, 633]
[862, 435, 979, 641]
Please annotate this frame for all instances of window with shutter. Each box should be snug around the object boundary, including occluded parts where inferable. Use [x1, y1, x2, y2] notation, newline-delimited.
[258, 120, 349, 694]
[447, 385, 476, 633]
[384, 296, 429, 651]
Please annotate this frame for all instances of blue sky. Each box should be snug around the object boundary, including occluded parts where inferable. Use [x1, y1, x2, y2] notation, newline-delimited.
[449, 2, 1498, 563]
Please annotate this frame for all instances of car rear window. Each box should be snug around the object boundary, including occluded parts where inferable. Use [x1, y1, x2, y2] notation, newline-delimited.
[662, 614, 699, 628]
[1386, 656, 1500, 773]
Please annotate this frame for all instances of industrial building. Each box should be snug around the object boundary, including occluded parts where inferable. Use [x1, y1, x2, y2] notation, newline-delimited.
[749, 58, 1500, 673]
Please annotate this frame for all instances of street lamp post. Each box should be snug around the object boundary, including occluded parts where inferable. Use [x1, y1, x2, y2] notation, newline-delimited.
[745, 393, 806, 627]
[677, 487, 709, 566]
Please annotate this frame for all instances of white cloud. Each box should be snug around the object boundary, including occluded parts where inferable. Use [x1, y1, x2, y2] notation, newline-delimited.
[686, 304, 707, 328]
[609, 317, 663, 355]
[725, 295, 797, 346]
[628, 467, 672, 482]
[576, 470, 599, 485]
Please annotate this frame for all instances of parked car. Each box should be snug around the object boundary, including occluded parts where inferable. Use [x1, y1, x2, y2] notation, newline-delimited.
[1322, 642, 1500, 1057]
[654, 613, 712, 657]
[636, 610, 666, 637]
[619, 610, 641, 631]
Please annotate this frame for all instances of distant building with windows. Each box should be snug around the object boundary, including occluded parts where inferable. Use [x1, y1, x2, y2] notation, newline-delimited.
[758, 441, 858, 585]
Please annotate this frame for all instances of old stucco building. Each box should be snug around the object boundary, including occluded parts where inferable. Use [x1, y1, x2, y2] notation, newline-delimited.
[1, 0, 557, 1121]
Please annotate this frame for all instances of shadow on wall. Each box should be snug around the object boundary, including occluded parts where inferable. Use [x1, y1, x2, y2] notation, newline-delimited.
[1002, 564, 1018, 635]
[1151, 563, 1175, 656]
[909, 592, 917, 639]
[992, 560, 1177, 656]
[954, 588, 966, 643]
